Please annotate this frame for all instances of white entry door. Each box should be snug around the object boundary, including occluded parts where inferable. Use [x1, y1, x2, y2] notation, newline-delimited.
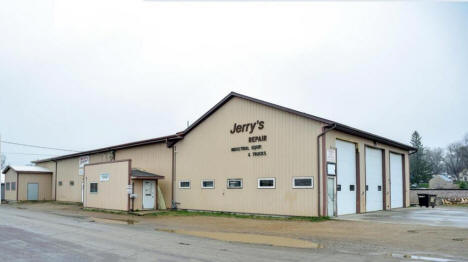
[336, 140, 357, 215]
[365, 147, 383, 212]
[390, 153, 403, 208]
[143, 180, 156, 209]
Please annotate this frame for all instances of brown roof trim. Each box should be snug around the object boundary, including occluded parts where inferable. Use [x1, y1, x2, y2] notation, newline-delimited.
[17, 171, 53, 175]
[33, 134, 183, 163]
[180, 92, 416, 151]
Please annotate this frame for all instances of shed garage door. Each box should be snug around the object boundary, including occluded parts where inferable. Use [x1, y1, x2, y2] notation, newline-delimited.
[365, 147, 383, 212]
[336, 140, 356, 215]
[390, 153, 403, 208]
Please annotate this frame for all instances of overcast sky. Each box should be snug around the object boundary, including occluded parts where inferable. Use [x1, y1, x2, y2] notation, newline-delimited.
[1, 0, 467, 167]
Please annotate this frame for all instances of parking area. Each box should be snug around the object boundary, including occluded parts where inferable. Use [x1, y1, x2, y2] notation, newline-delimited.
[338, 206, 468, 228]
[1, 202, 468, 261]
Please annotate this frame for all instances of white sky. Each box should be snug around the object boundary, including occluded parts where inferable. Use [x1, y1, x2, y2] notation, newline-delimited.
[1, 0, 467, 166]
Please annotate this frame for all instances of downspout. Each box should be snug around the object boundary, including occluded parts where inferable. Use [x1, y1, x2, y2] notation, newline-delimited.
[16, 172, 19, 201]
[316, 124, 336, 217]
[54, 160, 57, 201]
[171, 146, 176, 209]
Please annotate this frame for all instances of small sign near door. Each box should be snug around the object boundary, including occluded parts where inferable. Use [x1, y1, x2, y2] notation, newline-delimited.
[327, 148, 336, 163]
[126, 185, 133, 194]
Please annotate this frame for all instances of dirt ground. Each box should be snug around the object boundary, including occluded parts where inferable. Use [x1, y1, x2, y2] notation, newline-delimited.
[11, 202, 468, 260]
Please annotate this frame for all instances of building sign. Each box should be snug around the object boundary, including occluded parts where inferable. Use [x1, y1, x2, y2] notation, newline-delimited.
[100, 173, 110, 182]
[327, 148, 336, 163]
[230, 121, 267, 157]
[327, 162, 336, 176]
[229, 120, 264, 134]
[78, 156, 90, 176]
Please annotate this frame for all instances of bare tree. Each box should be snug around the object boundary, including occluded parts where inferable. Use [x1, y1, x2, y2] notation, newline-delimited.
[445, 143, 465, 180]
[0, 154, 5, 170]
[425, 147, 445, 174]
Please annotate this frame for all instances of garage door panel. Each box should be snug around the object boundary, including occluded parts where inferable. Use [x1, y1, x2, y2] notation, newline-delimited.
[365, 147, 383, 212]
[336, 140, 356, 216]
[390, 153, 403, 208]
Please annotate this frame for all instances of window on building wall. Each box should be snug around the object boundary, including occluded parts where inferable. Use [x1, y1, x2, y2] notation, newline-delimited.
[58, 181, 63, 186]
[257, 178, 275, 189]
[90, 183, 98, 193]
[227, 179, 243, 189]
[179, 180, 191, 189]
[201, 180, 214, 189]
[6, 182, 10, 191]
[70, 181, 74, 186]
[11, 182, 16, 191]
[293, 177, 314, 188]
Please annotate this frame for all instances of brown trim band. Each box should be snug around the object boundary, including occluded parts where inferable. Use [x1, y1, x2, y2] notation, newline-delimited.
[355, 147, 360, 213]
[83, 159, 132, 168]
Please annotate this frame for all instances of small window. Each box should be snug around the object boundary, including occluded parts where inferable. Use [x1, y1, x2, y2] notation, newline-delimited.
[201, 180, 214, 189]
[58, 181, 63, 186]
[11, 182, 16, 191]
[70, 181, 74, 186]
[6, 182, 10, 191]
[258, 178, 275, 189]
[90, 183, 98, 193]
[179, 180, 191, 189]
[293, 177, 314, 188]
[227, 179, 243, 189]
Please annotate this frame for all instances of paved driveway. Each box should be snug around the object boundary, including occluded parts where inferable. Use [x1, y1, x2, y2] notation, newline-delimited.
[338, 206, 468, 228]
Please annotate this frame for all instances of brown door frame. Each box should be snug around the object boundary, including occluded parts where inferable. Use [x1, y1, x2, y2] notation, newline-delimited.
[363, 145, 386, 212]
[389, 151, 406, 209]
[328, 138, 360, 216]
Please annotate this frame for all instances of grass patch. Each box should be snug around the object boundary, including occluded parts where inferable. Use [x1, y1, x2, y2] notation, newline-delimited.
[15, 200, 54, 204]
[53, 201, 83, 206]
[83, 208, 136, 216]
[145, 210, 329, 222]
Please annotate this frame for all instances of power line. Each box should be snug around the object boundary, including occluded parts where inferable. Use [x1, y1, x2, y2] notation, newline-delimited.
[0, 140, 79, 152]
[2, 152, 59, 156]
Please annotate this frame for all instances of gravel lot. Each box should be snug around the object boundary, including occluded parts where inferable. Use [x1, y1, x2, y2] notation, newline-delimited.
[1, 202, 467, 262]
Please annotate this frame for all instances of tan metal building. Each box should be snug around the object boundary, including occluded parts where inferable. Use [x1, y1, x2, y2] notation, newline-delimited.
[2, 166, 53, 201]
[32, 92, 415, 216]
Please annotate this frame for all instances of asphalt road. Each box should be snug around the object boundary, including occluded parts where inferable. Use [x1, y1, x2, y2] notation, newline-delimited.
[0, 205, 406, 262]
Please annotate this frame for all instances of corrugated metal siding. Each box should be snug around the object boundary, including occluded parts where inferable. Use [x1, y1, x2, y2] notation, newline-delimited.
[115, 143, 172, 209]
[5, 169, 17, 201]
[54, 153, 113, 202]
[36, 161, 57, 199]
[84, 161, 129, 211]
[175, 97, 322, 216]
[18, 173, 52, 201]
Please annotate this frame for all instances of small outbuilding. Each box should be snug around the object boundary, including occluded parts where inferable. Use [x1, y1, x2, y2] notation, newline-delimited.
[2, 165, 53, 201]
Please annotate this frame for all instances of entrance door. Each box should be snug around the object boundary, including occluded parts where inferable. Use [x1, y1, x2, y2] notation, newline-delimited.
[336, 140, 357, 215]
[27, 183, 39, 200]
[365, 147, 383, 212]
[390, 153, 403, 208]
[143, 180, 156, 209]
[327, 177, 336, 217]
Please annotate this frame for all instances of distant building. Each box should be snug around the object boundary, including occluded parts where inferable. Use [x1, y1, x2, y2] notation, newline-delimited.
[429, 174, 457, 189]
[459, 169, 468, 182]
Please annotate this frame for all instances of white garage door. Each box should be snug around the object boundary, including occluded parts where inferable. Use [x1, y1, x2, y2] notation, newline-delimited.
[336, 140, 356, 215]
[365, 147, 383, 212]
[390, 153, 403, 208]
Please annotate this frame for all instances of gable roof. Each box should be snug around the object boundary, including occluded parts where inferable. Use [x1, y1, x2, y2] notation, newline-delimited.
[181, 92, 416, 151]
[33, 134, 183, 164]
[33, 91, 415, 165]
[2, 165, 52, 174]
